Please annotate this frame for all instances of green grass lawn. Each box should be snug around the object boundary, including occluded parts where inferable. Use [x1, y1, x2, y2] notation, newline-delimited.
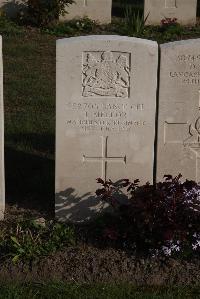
[1, 23, 56, 216]
[3, 25, 55, 155]
[0, 283, 200, 299]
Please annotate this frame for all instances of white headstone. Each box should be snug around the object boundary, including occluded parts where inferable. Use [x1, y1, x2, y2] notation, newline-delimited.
[144, 0, 197, 26]
[0, 36, 4, 220]
[157, 39, 200, 182]
[60, 0, 112, 24]
[56, 35, 158, 222]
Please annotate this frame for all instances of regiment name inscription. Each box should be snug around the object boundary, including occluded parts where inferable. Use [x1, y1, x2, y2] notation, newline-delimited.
[169, 54, 200, 85]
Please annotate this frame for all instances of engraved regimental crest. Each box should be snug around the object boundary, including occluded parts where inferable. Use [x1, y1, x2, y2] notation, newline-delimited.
[82, 51, 130, 98]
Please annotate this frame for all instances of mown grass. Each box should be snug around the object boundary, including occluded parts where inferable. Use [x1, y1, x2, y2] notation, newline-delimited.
[4, 28, 55, 156]
[0, 14, 200, 216]
[0, 283, 200, 299]
[0, 20, 56, 215]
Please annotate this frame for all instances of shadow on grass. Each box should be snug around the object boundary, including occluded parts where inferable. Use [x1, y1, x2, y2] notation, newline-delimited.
[5, 146, 55, 218]
[6, 133, 55, 156]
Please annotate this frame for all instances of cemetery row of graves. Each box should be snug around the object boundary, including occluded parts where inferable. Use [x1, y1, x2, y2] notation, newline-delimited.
[3, 0, 200, 31]
[0, 27, 200, 251]
[1, 0, 200, 27]
[0, 0, 199, 288]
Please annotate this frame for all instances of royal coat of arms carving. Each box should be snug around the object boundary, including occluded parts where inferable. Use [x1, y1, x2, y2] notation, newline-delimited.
[82, 51, 130, 98]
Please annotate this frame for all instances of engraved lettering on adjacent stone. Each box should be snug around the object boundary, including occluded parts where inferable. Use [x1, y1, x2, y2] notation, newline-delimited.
[165, 0, 177, 8]
[83, 136, 126, 181]
[169, 54, 200, 85]
[82, 51, 130, 98]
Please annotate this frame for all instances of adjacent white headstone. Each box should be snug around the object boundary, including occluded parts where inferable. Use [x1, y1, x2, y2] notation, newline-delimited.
[157, 39, 200, 182]
[0, 36, 4, 220]
[60, 0, 112, 24]
[144, 0, 197, 26]
[56, 35, 158, 222]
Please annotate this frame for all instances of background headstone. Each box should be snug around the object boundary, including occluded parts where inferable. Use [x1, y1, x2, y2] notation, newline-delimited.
[60, 0, 112, 24]
[157, 39, 200, 182]
[144, 0, 197, 26]
[0, 36, 4, 220]
[56, 35, 158, 222]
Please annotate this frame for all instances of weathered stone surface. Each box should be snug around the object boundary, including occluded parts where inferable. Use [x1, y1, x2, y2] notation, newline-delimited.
[0, 36, 4, 220]
[60, 0, 112, 24]
[56, 35, 158, 222]
[157, 39, 200, 182]
[144, 0, 197, 26]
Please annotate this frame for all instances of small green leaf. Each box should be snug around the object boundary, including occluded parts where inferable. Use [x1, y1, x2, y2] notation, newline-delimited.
[11, 236, 21, 247]
[12, 254, 20, 264]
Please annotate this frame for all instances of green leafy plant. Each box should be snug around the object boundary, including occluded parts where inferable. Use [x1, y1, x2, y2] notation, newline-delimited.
[123, 3, 149, 36]
[0, 16, 23, 36]
[20, 0, 75, 27]
[44, 17, 97, 36]
[0, 219, 75, 263]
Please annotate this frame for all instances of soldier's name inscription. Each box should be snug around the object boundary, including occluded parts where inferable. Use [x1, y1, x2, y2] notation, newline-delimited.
[66, 102, 146, 132]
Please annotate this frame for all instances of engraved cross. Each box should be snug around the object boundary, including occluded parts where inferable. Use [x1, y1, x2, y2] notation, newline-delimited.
[165, 0, 177, 8]
[83, 0, 87, 6]
[83, 136, 126, 181]
[164, 91, 200, 182]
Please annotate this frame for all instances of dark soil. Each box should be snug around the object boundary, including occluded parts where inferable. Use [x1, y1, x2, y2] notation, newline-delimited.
[0, 206, 199, 286]
[0, 245, 200, 286]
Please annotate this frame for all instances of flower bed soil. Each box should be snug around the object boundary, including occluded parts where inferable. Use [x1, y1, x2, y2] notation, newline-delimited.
[0, 246, 200, 285]
[0, 206, 199, 286]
